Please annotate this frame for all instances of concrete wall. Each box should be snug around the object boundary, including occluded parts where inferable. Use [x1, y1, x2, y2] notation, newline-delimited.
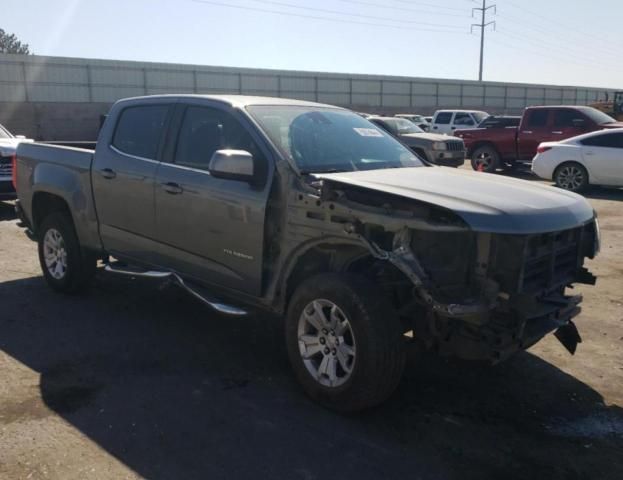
[0, 53, 618, 140]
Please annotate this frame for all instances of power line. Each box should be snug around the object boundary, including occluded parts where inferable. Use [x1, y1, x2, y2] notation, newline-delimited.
[505, 0, 620, 47]
[495, 30, 623, 75]
[190, 0, 471, 34]
[381, 0, 467, 12]
[335, 0, 470, 18]
[471, 0, 496, 82]
[243, 0, 468, 28]
[496, 10, 621, 58]
[498, 21, 622, 66]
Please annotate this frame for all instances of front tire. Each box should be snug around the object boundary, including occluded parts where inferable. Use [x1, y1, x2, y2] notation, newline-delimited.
[554, 162, 589, 192]
[471, 145, 500, 172]
[37, 212, 96, 293]
[285, 273, 406, 412]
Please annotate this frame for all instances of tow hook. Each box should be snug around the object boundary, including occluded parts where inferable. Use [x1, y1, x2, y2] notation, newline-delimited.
[554, 320, 582, 355]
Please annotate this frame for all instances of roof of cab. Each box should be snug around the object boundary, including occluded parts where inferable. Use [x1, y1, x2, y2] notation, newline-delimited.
[114, 94, 341, 110]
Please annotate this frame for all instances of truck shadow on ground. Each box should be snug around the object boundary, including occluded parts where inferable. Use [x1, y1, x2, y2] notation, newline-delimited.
[1, 273, 622, 480]
[0, 201, 16, 221]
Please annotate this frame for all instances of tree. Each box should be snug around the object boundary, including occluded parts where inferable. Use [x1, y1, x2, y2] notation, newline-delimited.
[0, 29, 31, 54]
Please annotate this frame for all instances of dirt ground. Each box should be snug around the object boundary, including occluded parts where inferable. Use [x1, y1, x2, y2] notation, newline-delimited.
[0, 168, 622, 480]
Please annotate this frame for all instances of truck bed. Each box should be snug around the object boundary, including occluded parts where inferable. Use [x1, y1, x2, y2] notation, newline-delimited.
[16, 142, 101, 250]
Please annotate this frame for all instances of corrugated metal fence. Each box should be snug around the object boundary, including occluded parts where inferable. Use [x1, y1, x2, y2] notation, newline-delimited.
[0, 53, 617, 140]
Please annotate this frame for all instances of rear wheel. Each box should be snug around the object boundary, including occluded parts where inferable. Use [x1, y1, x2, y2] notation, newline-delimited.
[554, 162, 589, 192]
[37, 212, 96, 293]
[285, 273, 406, 412]
[471, 145, 500, 172]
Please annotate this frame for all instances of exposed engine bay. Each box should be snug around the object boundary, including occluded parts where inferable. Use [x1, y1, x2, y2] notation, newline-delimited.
[280, 170, 600, 363]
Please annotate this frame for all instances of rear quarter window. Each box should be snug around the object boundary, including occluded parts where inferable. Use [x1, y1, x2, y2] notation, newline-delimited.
[112, 105, 170, 159]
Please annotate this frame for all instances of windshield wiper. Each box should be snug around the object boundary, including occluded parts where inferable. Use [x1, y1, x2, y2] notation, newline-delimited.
[300, 168, 348, 175]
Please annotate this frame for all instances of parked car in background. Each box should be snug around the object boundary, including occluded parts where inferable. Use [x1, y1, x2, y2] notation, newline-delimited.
[369, 116, 465, 167]
[14, 95, 599, 411]
[0, 123, 33, 200]
[395, 114, 430, 131]
[477, 115, 521, 129]
[430, 110, 489, 135]
[532, 128, 623, 192]
[455, 106, 623, 172]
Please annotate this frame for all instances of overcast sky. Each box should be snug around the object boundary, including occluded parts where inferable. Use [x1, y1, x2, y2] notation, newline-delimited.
[3, 0, 622, 88]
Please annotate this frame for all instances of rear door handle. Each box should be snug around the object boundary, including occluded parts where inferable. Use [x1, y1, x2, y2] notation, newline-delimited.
[522, 131, 533, 134]
[99, 168, 116, 179]
[552, 131, 563, 134]
[161, 182, 183, 195]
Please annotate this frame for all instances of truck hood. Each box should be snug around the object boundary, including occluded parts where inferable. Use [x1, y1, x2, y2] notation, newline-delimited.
[316, 167, 594, 234]
[400, 132, 450, 143]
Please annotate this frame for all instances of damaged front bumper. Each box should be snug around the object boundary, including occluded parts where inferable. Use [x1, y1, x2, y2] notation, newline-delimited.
[355, 220, 598, 363]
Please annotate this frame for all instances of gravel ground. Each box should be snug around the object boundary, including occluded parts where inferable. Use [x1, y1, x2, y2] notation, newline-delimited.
[1, 169, 622, 480]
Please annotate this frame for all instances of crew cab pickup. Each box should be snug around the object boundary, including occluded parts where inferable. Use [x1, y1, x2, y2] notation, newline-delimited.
[15, 95, 600, 411]
[455, 105, 623, 172]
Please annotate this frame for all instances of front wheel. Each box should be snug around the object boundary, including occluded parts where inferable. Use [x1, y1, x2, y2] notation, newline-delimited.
[471, 145, 500, 172]
[554, 162, 589, 192]
[37, 212, 96, 293]
[285, 273, 406, 412]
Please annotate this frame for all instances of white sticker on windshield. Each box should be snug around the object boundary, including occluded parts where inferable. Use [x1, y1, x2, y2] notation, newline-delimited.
[354, 128, 383, 137]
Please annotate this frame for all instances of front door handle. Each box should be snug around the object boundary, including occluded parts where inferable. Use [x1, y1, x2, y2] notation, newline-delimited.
[585, 151, 595, 156]
[99, 168, 116, 179]
[161, 182, 183, 195]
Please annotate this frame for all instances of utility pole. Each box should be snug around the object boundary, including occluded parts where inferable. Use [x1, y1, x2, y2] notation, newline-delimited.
[471, 0, 496, 82]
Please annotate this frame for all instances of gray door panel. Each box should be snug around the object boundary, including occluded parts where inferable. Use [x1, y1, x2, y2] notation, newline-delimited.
[92, 148, 159, 262]
[91, 103, 171, 263]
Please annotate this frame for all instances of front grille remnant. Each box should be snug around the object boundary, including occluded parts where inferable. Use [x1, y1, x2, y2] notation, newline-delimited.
[488, 222, 595, 296]
[0, 156, 12, 176]
[519, 228, 582, 294]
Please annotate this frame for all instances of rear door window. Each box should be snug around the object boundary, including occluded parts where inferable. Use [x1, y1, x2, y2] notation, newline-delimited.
[453, 113, 475, 126]
[434, 112, 453, 124]
[112, 105, 170, 159]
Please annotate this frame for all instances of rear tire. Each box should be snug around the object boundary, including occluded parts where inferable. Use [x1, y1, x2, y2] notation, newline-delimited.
[37, 212, 97, 294]
[285, 273, 406, 412]
[554, 162, 589, 192]
[471, 145, 500, 172]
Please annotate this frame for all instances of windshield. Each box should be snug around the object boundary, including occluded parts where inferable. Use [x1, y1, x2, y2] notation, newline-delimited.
[0, 124, 12, 139]
[247, 106, 424, 174]
[578, 106, 617, 125]
[471, 111, 489, 124]
[385, 118, 424, 134]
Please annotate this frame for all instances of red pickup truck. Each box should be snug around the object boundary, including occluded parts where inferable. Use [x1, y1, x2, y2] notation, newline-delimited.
[454, 106, 623, 172]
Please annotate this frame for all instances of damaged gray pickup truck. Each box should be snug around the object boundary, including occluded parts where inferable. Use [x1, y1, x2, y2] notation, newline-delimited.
[15, 95, 600, 412]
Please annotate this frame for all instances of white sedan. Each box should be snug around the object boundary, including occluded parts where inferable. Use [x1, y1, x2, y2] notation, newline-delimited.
[532, 128, 623, 192]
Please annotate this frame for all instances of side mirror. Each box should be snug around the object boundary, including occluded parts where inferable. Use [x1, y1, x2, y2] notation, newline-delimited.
[208, 149, 254, 182]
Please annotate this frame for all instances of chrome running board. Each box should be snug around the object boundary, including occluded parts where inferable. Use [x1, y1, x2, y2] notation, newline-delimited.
[104, 264, 249, 316]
